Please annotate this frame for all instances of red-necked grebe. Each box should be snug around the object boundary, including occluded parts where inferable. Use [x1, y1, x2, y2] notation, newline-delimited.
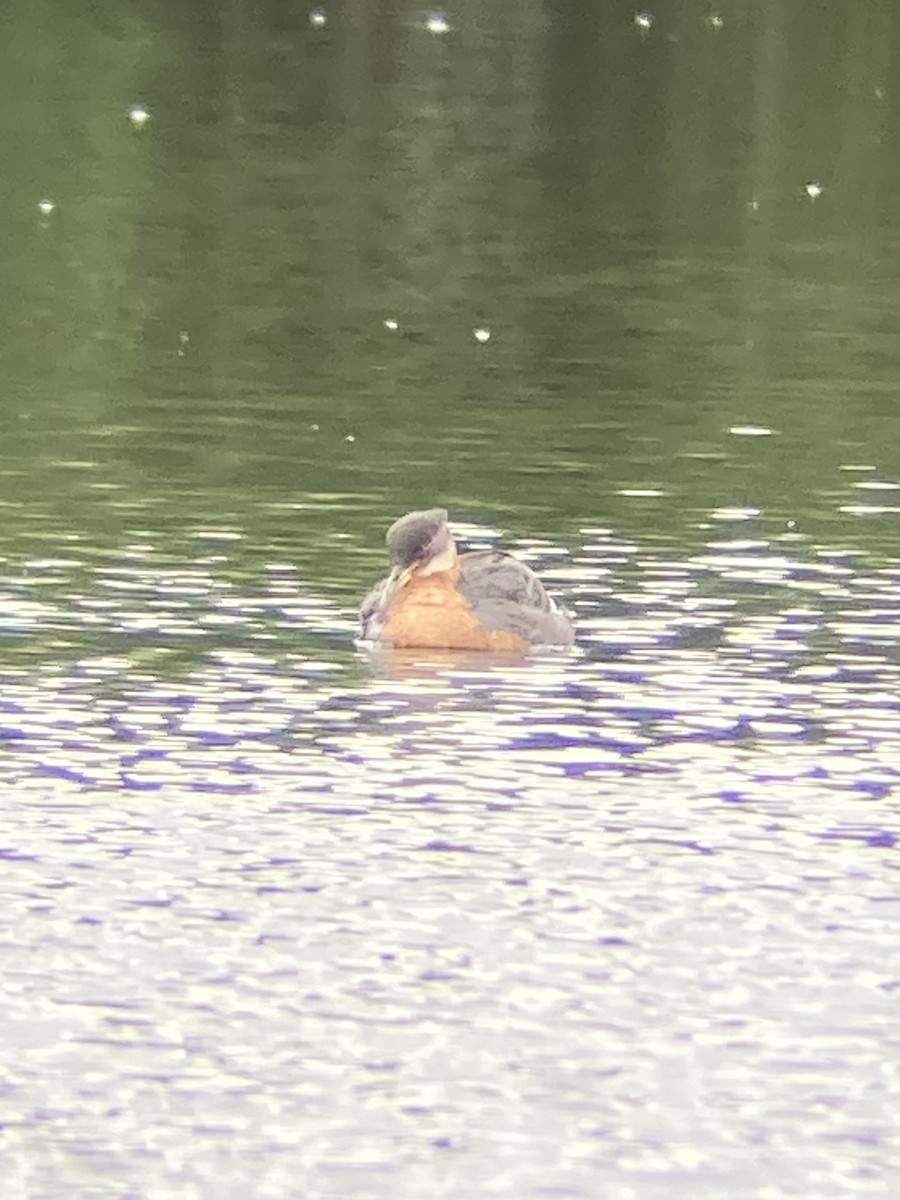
[359, 508, 575, 652]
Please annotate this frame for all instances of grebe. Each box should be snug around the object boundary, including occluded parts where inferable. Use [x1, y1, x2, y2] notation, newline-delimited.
[359, 508, 575, 652]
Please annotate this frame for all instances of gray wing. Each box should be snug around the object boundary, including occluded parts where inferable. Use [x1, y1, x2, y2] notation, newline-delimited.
[358, 576, 390, 640]
[457, 550, 575, 647]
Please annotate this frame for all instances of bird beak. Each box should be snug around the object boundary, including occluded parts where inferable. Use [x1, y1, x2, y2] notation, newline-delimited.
[384, 564, 414, 603]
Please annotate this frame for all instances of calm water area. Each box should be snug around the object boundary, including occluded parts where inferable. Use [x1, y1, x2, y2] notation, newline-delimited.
[1, 2, 898, 1198]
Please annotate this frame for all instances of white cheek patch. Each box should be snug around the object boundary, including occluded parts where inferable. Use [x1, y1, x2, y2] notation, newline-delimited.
[417, 541, 458, 576]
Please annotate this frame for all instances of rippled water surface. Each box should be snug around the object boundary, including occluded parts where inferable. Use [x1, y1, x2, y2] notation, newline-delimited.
[2, 1, 899, 1197]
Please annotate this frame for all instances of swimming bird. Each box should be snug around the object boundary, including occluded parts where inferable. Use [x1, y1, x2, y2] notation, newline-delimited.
[359, 508, 575, 652]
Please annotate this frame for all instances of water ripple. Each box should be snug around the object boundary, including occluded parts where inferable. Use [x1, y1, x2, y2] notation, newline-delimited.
[1, 526, 899, 1200]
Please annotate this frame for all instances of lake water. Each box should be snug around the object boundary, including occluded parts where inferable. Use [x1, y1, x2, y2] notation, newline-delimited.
[1, 2, 898, 1198]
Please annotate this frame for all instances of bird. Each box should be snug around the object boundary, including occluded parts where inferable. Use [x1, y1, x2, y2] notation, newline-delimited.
[359, 508, 575, 652]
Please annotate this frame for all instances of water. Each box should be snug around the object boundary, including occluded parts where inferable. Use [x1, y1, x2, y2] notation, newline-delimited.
[1, 2, 899, 1197]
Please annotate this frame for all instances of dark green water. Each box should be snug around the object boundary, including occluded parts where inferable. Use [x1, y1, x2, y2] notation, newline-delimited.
[2, 0, 897, 614]
[1, 5, 898, 1199]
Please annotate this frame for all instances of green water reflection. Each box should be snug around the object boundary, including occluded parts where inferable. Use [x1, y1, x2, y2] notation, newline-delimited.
[0, 0, 897, 624]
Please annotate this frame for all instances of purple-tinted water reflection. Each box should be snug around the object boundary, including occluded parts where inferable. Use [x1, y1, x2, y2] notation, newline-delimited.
[1, 521, 898, 1200]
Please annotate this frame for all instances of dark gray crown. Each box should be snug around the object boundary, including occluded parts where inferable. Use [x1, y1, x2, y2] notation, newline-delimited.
[385, 508, 449, 568]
